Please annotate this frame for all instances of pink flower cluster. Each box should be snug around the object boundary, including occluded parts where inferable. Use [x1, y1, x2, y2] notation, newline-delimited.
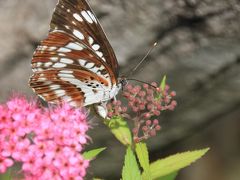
[107, 82, 177, 142]
[0, 96, 89, 179]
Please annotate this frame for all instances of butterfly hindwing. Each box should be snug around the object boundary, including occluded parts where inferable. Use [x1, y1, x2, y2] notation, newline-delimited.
[30, 68, 110, 106]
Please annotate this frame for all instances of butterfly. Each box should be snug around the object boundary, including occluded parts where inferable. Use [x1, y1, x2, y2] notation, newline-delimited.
[29, 0, 126, 118]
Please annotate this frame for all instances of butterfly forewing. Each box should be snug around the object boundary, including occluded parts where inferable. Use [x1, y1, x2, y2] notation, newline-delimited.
[32, 32, 115, 82]
[51, 0, 119, 76]
[29, 0, 120, 107]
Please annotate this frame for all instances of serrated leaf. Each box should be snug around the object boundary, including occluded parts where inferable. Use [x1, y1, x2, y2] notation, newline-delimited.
[83, 147, 106, 160]
[122, 147, 141, 180]
[104, 116, 132, 146]
[160, 75, 167, 90]
[0, 168, 12, 180]
[156, 172, 178, 180]
[136, 143, 151, 180]
[0, 173, 11, 180]
[142, 148, 209, 179]
[136, 143, 150, 169]
[156, 76, 167, 100]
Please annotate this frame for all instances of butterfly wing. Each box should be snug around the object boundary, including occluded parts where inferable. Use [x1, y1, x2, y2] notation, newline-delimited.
[29, 0, 120, 107]
[51, 0, 119, 76]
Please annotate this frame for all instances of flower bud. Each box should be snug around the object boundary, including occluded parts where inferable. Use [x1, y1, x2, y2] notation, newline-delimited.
[123, 92, 130, 98]
[151, 82, 157, 87]
[165, 85, 170, 91]
[153, 119, 159, 125]
[146, 96, 153, 102]
[171, 100, 177, 106]
[157, 104, 162, 110]
[170, 91, 176, 97]
[133, 107, 139, 112]
[149, 130, 156, 137]
[155, 125, 161, 131]
[142, 126, 148, 132]
[126, 84, 133, 90]
[156, 87, 161, 93]
[143, 84, 149, 89]
[132, 128, 138, 135]
[112, 101, 118, 106]
[108, 112, 113, 118]
[116, 101, 122, 106]
[147, 89, 153, 95]
[139, 105, 145, 110]
[153, 110, 160, 116]
[134, 137, 140, 143]
[129, 96, 135, 101]
[147, 104, 153, 111]
[164, 98, 170, 104]
[146, 120, 152, 126]
[144, 113, 151, 119]
[140, 92, 146, 98]
[128, 102, 134, 107]
[122, 107, 127, 113]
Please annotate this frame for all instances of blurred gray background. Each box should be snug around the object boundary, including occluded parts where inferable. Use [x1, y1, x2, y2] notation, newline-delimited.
[0, 0, 240, 179]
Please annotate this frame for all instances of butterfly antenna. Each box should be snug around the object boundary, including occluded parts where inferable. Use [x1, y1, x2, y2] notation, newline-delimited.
[126, 42, 158, 78]
[127, 78, 157, 89]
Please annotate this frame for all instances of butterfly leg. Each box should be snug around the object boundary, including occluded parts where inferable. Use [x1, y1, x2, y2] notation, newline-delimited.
[113, 96, 117, 101]
[94, 102, 108, 119]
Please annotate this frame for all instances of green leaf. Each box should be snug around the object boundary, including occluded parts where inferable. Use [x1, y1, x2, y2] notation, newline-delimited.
[156, 76, 167, 100]
[83, 147, 106, 160]
[135, 143, 151, 180]
[122, 147, 142, 180]
[142, 148, 209, 179]
[104, 116, 132, 146]
[156, 172, 178, 180]
[0, 168, 12, 180]
[135, 143, 150, 170]
[160, 75, 167, 90]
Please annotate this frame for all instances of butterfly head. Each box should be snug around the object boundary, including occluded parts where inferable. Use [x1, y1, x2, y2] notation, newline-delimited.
[118, 76, 128, 90]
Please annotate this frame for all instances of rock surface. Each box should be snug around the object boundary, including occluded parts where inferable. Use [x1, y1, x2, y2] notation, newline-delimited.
[0, 0, 240, 179]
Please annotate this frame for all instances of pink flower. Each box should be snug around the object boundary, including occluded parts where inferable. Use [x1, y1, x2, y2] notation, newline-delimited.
[0, 155, 13, 173]
[107, 82, 177, 142]
[0, 96, 89, 179]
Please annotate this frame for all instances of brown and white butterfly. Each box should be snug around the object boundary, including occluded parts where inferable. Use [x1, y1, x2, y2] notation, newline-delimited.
[29, 0, 125, 118]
